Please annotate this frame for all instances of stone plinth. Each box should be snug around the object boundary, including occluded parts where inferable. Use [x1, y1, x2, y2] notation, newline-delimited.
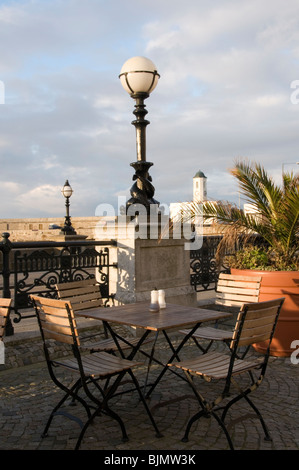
[95, 217, 196, 307]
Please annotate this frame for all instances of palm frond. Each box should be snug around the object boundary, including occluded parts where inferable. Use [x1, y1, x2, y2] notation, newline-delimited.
[178, 161, 299, 270]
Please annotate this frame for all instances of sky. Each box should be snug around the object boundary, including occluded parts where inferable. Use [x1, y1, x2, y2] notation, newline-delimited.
[0, 0, 299, 219]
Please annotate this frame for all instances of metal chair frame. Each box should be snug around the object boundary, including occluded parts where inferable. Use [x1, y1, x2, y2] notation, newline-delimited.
[170, 297, 285, 450]
[31, 295, 161, 450]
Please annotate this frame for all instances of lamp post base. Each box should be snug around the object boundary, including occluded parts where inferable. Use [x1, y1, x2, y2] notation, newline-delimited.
[59, 226, 77, 236]
[126, 161, 159, 215]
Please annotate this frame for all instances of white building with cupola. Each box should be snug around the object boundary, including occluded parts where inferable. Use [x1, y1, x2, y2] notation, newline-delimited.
[170, 170, 208, 219]
[169, 170, 224, 234]
[193, 170, 207, 203]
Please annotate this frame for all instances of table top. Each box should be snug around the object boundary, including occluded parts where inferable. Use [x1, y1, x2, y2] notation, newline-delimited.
[77, 302, 231, 331]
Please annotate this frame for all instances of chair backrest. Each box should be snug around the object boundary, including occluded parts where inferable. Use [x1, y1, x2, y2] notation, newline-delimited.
[55, 278, 103, 312]
[216, 273, 262, 308]
[0, 298, 12, 340]
[230, 298, 285, 351]
[31, 295, 80, 346]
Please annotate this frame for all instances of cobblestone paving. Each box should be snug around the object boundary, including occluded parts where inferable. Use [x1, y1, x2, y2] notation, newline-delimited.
[0, 335, 298, 452]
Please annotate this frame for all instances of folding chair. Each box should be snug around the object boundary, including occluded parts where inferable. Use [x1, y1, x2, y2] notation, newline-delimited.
[56, 278, 152, 354]
[31, 295, 161, 450]
[0, 298, 12, 339]
[179, 273, 262, 355]
[169, 297, 285, 450]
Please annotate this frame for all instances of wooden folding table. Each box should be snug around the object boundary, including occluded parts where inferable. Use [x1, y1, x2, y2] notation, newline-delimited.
[77, 302, 231, 397]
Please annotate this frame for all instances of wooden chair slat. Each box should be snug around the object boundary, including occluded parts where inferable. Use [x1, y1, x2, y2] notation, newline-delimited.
[31, 295, 80, 346]
[34, 304, 73, 318]
[218, 274, 262, 282]
[58, 286, 101, 298]
[0, 298, 13, 307]
[70, 299, 103, 311]
[56, 278, 99, 290]
[0, 298, 12, 339]
[218, 279, 260, 288]
[41, 321, 73, 337]
[216, 273, 261, 307]
[216, 292, 260, 303]
[55, 280, 103, 310]
[42, 329, 75, 345]
[217, 285, 260, 295]
[39, 311, 74, 327]
[230, 298, 284, 348]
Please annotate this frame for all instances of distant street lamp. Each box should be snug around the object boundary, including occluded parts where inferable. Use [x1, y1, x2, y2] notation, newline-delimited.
[60, 180, 76, 235]
[119, 56, 160, 214]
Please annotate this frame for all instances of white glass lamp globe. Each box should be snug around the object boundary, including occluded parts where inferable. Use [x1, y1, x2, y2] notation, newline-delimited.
[61, 180, 73, 198]
[119, 56, 160, 95]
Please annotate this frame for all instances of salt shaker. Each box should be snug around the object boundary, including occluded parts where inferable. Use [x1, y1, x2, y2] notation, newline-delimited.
[158, 289, 166, 309]
[149, 289, 159, 312]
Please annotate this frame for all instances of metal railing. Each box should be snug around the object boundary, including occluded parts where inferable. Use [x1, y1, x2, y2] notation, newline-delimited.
[0, 230, 235, 335]
[190, 235, 227, 291]
[190, 233, 268, 291]
[0, 232, 117, 335]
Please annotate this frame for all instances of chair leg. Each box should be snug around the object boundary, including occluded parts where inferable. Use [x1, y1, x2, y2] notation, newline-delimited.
[181, 409, 205, 442]
[211, 411, 234, 450]
[78, 374, 130, 445]
[75, 403, 129, 450]
[181, 369, 235, 449]
[243, 395, 272, 441]
[220, 385, 272, 443]
[42, 378, 92, 438]
[128, 370, 163, 438]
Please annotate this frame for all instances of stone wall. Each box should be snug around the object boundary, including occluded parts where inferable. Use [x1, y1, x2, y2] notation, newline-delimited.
[0, 216, 107, 241]
[0, 216, 225, 242]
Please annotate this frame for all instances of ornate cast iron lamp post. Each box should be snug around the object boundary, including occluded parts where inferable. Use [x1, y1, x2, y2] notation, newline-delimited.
[60, 180, 76, 235]
[119, 56, 160, 214]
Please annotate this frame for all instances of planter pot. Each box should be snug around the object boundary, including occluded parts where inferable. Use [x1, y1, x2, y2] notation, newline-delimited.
[231, 269, 299, 357]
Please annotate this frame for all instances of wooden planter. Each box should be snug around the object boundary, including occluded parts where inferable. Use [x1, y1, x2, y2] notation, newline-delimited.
[231, 269, 299, 357]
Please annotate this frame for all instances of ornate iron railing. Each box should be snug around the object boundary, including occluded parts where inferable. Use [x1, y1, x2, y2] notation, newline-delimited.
[0, 233, 117, 334]
[190, 235, 229, 291]
[190, 234, 267, 291]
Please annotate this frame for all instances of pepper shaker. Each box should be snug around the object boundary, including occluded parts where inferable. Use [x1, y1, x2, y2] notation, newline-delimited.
[158, 289, 166, 309]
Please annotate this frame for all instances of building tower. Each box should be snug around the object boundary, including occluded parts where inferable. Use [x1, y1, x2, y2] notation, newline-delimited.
[193, 170, 207, 202]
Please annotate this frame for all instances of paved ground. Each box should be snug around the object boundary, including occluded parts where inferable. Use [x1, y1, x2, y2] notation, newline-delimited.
[0, 292, 298, 454]
[0, 335, 298, 453]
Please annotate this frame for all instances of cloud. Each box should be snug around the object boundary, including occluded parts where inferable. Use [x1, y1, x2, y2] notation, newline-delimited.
[0, 0, 299, 219]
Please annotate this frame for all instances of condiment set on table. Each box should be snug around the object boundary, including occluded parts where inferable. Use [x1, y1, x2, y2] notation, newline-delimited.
[149, 288, 166, 312]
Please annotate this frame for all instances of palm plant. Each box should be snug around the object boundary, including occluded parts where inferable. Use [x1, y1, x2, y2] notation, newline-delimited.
[185, 161, 299, 271]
